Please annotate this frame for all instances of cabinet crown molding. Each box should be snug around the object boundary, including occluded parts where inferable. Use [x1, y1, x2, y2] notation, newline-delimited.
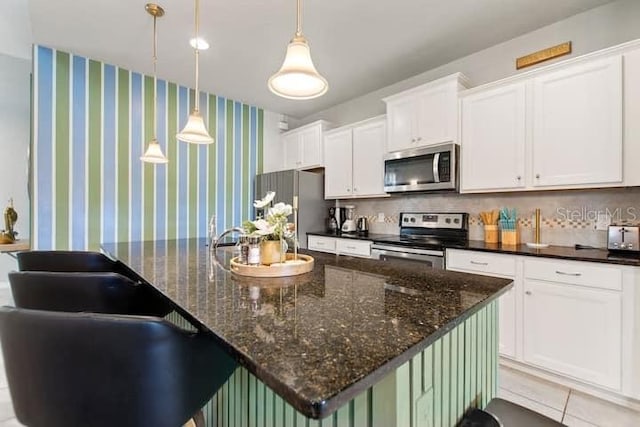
[461, 37, 640, 97]
[382, 72, 470, 103]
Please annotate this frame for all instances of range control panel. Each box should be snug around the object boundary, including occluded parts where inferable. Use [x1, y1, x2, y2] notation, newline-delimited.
[399, 212, 467, 229]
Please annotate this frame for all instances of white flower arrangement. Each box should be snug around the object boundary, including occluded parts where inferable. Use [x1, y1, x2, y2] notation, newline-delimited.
[243, 192, 294, 243]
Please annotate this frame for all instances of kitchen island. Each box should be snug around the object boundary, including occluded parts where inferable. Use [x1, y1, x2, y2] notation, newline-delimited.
[102, 238, 512, 427]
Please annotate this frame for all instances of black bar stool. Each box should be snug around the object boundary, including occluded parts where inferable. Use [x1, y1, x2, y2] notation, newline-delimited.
[0, 306, 237, 427]
[8, 271, 168, 316]
[457, 398, 566, 426]
[16, 250, 174, 317]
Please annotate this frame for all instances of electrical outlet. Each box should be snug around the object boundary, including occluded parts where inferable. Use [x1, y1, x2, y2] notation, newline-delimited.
[377, 212, 385, 222]
[595, 213, 611, 231]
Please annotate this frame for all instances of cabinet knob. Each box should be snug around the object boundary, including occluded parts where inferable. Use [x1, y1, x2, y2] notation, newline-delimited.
[346, 188, 351, 192]
[411, 138, 416, 143]
[535, 174, 540, 179]
[353, 188, 358, 192]
[525, 291, 532, 296]
[417, 137, 422, 141]
[517, 176, 521, 181]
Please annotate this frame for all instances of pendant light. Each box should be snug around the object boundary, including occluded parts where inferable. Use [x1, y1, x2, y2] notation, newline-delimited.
[176, 0, 214, 144]
[268, 0, 328, 100]
[141, 3, 169, 164]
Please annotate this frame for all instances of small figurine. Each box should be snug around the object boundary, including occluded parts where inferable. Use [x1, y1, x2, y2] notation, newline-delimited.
[0, 198, 18, 244]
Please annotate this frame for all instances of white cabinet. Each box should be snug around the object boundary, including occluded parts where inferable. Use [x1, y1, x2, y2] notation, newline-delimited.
[523, 258, 623, 390]
[447, 248, 640, 400]
[460, 83, 526, 192]
[384, 73, 469, 153]
[308, 235, 337, 253]
[446, 249, 517, 358]
[307, 235, 372, 258]
[531, 57, 622, 187]
[281, 120, 332, 170]
[336, 238, 372, 258]
[324, 117, 387, 199]
[460, 53, 624, 194]
[622, 48, 640, 186]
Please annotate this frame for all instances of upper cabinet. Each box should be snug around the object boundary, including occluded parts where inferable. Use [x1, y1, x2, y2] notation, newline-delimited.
[460, 51, 628, 193]
[461, 82, 526, 192]
[324, 116, 388, 199]
[281, 120, 332, 170]
[531, 57, 622, 187]
[383, 73, 470, 153]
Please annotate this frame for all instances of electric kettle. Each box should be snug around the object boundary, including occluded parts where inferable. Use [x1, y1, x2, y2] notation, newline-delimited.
[356, 217, 369, 234]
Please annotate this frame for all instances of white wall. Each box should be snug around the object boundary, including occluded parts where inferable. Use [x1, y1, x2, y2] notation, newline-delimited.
[262, 110, 284, 174]
[298, 0, 640, 127]
[0, 53, 31, 281]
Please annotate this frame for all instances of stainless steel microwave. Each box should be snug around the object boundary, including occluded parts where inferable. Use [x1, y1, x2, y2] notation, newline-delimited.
[384, 143, 458, 193]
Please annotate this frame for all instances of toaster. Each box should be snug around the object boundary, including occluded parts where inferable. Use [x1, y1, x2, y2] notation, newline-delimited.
[607, 224, 640, 252]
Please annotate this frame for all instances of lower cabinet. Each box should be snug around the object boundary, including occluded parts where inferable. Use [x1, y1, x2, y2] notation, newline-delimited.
[522, 278, 622, 390]
[307, 235, 372, 258]
[446, 249, 639, 400]
[446, 250, 517, 358]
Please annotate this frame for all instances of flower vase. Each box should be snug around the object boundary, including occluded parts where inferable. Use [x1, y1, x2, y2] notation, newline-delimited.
[260, 240, 285, 265]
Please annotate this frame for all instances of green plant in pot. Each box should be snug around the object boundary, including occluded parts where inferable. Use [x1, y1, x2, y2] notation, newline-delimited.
[243, 192, 295, 265]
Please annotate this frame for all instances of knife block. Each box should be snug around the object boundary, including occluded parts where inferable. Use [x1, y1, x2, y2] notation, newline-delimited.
[501, 229, 520, 246]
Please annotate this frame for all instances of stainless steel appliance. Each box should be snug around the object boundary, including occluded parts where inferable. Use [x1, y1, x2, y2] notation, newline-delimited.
[341, 205, 357, 233]
[327, 207, 339, 233]
[255, 170, 330, 249]
[356, 217, 369, 234]
[384, 143, 458, 193]
[607, 224, 640, 252]
[371, 212, 469, 269]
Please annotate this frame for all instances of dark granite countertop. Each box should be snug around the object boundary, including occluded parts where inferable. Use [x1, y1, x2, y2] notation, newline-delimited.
[448, 240, 640, 267]
[102, 238, 512, 419]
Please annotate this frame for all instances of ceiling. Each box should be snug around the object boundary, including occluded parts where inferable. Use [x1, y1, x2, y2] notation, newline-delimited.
[28, 0, 615, 118]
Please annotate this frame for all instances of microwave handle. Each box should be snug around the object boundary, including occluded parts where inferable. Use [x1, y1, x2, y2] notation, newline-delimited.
[433, 152, 440, 183]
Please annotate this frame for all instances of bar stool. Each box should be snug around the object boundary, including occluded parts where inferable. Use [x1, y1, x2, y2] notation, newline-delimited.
[0, 306, 237, 427]
[15, 250, 174, 317]
[457, 398, 566, 426]
[8, 271, 168, 316]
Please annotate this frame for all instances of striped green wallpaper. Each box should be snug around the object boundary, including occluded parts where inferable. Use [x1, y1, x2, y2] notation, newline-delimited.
[32, 45, 264, 250]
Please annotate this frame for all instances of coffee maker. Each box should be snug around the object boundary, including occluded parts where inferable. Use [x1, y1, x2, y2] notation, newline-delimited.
[327, 207, 347, 234]
[327, 207, 339, 233]
[341, 205, 357, 233]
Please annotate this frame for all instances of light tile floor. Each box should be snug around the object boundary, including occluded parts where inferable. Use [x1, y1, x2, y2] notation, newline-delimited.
[499, 365, 640, 426]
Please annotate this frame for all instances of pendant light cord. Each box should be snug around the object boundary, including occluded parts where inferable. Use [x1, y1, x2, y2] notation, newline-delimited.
[295, 0, 302, 37]
[194, 0, 200, 112]
[152, 13, 158, 140]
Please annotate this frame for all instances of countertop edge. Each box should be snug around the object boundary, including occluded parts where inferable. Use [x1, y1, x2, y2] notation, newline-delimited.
[308, 279, 514, 419]
[448, 241, 640, 267]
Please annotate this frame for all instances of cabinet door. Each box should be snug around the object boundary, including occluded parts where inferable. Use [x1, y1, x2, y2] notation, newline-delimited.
[386, 96, 416, 153]
[299, 125, 323, 169]
[324, 129, 353, 198]
[461, 83, 526, 192]
[532, 56, 623, 187]
[352, 120, 386, 197]
[523, 279, 622, 390]
[415, 85, 457, 146]
[282, 133, 300, 170]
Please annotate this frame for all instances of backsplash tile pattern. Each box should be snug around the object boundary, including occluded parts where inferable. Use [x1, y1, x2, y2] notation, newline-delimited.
[348, 187, 640, 248]
[33, 45, 264, 251]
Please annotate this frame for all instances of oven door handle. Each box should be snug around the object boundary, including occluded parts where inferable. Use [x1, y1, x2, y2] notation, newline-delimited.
[372, 249, 443, 263]
[371, 244, 443, 257]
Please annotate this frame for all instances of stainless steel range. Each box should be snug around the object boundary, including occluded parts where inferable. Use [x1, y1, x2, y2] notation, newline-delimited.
[371, 212, 469, 269]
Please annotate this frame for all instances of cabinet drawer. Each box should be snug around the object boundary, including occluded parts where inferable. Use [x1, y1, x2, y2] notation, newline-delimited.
[524, 258, 621, 291]
[446, 249, 516, 277]
[308, 236, 336, 253]
[336, 239, 372, 258]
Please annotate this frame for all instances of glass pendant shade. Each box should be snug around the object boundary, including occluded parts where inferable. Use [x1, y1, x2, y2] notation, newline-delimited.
[177, 110, 214, 144]
[140, 139, 168, 163]
[268, 35, 328, 100]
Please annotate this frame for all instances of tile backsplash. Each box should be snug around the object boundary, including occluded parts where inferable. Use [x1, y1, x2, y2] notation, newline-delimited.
[341, 187, 640, 248]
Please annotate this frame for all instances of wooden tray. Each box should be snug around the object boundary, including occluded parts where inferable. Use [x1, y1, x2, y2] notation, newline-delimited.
[230, 253, 314, 277]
